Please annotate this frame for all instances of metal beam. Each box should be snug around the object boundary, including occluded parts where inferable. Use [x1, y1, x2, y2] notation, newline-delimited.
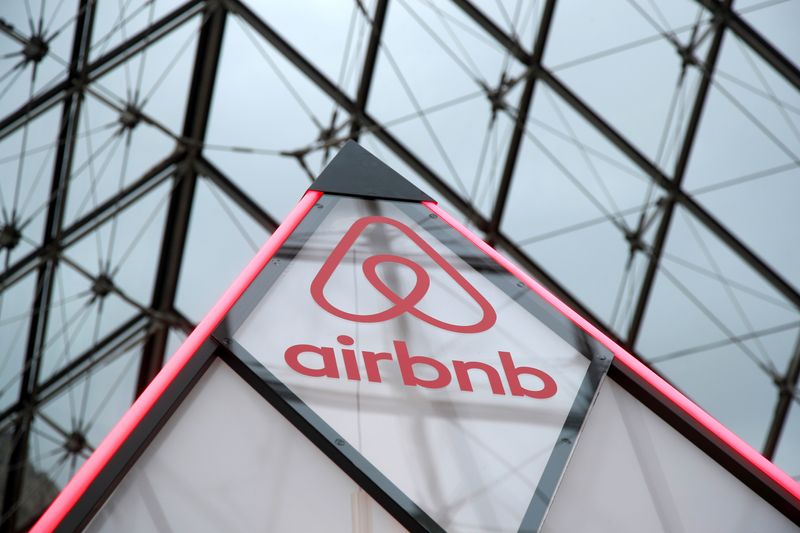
[487, 0, 558, 239]
[694, 0, 800, 92]
[350, 0, 389, 140]
[449, 0, 531, 64]
[194, 156, 279, 232]
[0, 19, 30, 47]
[627, 6, 729, 348]
[1, 0, 95, 529]
[137, 2, 228, 394]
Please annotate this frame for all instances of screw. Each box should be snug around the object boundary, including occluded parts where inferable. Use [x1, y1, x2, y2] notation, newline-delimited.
[428, 213, 437, 219]
[516, 281, 524, 288]
[560, 437, 572, 445]
[334, 438, 346, 446]
[223, 338, 231, 345]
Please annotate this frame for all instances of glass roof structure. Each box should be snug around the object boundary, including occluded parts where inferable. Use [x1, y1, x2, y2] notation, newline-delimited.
[0, 0, 798, 529]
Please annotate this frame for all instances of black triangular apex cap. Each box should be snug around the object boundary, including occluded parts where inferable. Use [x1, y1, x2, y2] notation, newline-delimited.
[309, 140, 434, 202]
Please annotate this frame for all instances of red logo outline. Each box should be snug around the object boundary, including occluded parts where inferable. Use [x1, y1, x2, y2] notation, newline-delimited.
[310, 216, 496, 334]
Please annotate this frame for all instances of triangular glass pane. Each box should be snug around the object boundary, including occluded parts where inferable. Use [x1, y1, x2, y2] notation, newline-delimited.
[683, 32, 800, 191]
[204, 16, 332, 222]
[227, 194, 609, 532]
[501, 82, 660, 328]
[176, 178, 269, 324]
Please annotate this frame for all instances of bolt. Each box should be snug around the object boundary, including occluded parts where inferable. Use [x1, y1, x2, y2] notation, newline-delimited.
[91, 273, 114, 299]
[118, 104, 141, 131]
[624, 230, 644, 254]
[22, 35, 48, 63]
[0, 224, 21, 251]
[63, 431, 87, 454]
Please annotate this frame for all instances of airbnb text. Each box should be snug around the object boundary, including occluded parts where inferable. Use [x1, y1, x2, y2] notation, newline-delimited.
[284, 336, 557, 399]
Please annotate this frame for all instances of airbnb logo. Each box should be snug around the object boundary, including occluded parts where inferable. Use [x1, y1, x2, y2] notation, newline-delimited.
[311, 216, 496, 334]
[295, 215, 557, 400]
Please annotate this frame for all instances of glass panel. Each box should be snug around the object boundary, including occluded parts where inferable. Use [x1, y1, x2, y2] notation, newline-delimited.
[0, 272, 37, 413]
[88, 10, 201, 137]
[204, 14, 332, 222]
[501, 82, 661, 329]
[684, 40, 799, 191]
[544, 0, 710, 171]
[37, 262, 136, 380]
[0, 102, 63, 262]
[62, 92, 176, 227]
[367, 0, 529, 216]
[62, 178, 171, 309]
[176, 178, 269, 323]
[86, 359, 406, 533]
[40, 179, 171, 380]
[682, 28, 800, 288]
[247, 1, 369, 99]
[636, 205, 800, 450]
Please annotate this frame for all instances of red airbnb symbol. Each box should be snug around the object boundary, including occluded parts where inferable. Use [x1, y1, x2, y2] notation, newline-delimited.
[310, 216, 496, 333]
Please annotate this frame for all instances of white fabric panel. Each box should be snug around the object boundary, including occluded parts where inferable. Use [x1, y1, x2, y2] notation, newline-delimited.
[542, 377, 798, 532]
[86, 360, 405, 533]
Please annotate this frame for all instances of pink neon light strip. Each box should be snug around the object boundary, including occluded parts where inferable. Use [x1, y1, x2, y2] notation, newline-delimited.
[32, 190, 323, 533]
[424, 201, 800, 504]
